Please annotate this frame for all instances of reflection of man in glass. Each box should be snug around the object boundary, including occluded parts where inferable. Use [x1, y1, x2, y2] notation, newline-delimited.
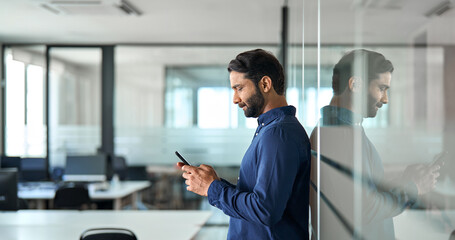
[310, 49, 441, 240]
[178, 49, 311, 239]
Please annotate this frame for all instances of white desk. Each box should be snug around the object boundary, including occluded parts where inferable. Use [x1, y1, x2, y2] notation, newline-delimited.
[394, 209, 455, 240]
[18, 181, 151, 210]
[0, 210, 212, 240]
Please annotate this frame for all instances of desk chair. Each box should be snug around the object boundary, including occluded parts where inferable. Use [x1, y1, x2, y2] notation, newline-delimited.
[54, 184, 91, 210]
[80, 228, 137, 240]
[126, 166, 149, 181]
[113, 156, 128, 180]
[18, 198, 29, 209]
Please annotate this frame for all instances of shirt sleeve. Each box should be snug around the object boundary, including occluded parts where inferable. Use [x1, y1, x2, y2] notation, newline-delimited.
[361, 177, 417, 223]
[207, 127, 306, 226]
[360, 135, 418, 222]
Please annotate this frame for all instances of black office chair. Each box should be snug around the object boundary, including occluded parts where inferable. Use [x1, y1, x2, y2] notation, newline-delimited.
[113, 156, 128, 180]
[80, 228, 137, 240]
[126, 166, 149, 181]
[18, 198, 29, 209]
[53, 184, 91, 210]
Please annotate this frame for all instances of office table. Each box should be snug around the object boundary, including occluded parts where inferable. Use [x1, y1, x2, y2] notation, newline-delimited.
[394, 209, 455, 240]
[0, 210, 212, 240]
[18, 181, 151, 210]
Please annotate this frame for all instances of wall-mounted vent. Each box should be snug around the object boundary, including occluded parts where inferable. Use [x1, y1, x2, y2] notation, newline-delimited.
[40, 0, 141, 16]
[425, 0, 453, 17]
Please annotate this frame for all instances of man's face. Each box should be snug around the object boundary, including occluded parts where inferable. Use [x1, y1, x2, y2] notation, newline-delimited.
[366, 72, 391, 118]
[230, 71, 265, 118]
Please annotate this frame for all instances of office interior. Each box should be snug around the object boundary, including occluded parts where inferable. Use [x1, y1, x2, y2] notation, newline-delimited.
[0, 0, 455, 239]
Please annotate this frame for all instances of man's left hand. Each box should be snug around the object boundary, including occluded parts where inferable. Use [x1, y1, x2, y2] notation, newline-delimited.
[179, 163, 220, 197]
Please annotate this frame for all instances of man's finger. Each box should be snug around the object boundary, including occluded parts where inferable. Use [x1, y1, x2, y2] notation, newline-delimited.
[434, 172, 441, 179]
[182, 165, 197, 173]
[199, 164, 210, 170]
[429, 164, 441, 173]
[182, 172, 191, 179]
[176, 162, 185, 168]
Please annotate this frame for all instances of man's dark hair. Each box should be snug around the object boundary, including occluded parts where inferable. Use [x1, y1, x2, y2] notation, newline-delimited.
[332, 49, 394, 95]
[228, 49, 285, 95]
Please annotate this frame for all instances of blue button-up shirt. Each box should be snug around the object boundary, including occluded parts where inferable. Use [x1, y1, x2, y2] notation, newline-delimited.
[208, 106, 311, 240]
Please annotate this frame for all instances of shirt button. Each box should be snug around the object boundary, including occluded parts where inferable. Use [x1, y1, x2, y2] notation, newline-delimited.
[261, 123, 264, 126]
[255, 133, 258, 136]
[238, 177, 240, 180]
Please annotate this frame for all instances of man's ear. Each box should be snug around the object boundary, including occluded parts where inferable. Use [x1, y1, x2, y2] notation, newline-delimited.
[259, 76, 273, 93]
[348, 76, 362, 93]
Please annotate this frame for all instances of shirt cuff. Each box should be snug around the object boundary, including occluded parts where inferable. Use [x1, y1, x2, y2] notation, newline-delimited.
[403, 181, 418, 207]
[207, 179, 230, 208]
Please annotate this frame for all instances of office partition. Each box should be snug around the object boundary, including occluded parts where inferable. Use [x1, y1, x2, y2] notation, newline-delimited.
[302, 1, 455, 240]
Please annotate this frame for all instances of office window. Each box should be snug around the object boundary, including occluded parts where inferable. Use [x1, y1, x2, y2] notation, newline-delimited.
[166, 88, 193, 128]
[165, 66, 261, 129]
[5, 54, 25, 156]
[25, 65, 45, 156]
[197, 87, 232, 129]
[4, 48, 46, 157]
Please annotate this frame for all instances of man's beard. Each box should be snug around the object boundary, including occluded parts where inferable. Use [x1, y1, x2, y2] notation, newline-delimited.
[242, 86, 265, 118]
[366, 94, 382, 118]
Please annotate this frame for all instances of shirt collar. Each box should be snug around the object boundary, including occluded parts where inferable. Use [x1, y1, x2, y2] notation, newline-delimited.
[320, 105, 363, 126]
[257, 105, 296, 126]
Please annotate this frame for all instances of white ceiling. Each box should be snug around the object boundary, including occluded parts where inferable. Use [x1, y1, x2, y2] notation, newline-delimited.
[0, 0, 453, 45]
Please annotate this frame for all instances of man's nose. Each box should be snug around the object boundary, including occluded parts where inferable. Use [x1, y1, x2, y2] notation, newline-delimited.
[381, 91, 389, 104]
[233, 92, 240, 104]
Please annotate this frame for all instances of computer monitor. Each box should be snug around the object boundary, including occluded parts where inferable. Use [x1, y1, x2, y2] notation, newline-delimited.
[0, 169, 18, 211]
[1, 156, 21, 170]
[21, 158, 48, 182]
[63, 155, 107, 182]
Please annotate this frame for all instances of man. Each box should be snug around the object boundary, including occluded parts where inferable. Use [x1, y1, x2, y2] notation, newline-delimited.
[177, 49, 311, 239]
[309, 49, 441, 240]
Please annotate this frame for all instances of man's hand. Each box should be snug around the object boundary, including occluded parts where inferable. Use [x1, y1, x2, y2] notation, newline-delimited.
[177, 162, 220, 197]
[403, 163, 441, 195]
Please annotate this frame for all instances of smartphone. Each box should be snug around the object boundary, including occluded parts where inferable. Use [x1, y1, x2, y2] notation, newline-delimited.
[175, 151, 192, 166]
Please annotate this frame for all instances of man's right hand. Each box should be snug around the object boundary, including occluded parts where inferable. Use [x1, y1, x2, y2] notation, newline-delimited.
[176, 163, 220, 197]
[403, 163, 441, 195]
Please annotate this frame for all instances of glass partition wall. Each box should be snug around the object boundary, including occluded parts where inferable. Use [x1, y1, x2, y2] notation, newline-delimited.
[306, 1, 455, 240]
[47, 47, 102, 167]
